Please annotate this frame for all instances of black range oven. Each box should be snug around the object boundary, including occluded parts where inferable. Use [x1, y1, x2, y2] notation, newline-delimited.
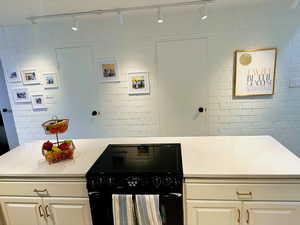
[86, 144, 183, 225]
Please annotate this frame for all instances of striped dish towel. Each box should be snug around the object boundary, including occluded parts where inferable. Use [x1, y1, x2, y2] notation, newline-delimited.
[135, 195, 163, 225]
[112, 195, 136, 225]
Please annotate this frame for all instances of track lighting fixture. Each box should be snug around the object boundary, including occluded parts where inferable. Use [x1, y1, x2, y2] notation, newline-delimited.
[157, 8, 164, 24]
[118, 11, 124, 25]
[199, 4, 208, 20]
[26, 0, 214, 24]
[71, 17, 79, 31]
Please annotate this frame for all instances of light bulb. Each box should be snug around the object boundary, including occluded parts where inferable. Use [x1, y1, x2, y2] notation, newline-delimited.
[199, 4, 208, 21]
[71, 17, 79, 31]
[157, 8, 164, 24]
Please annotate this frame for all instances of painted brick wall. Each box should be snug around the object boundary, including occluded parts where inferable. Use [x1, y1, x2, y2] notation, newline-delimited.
[0, 5, 300, 155]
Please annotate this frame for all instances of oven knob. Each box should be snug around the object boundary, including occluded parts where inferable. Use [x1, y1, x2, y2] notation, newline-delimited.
[163, 177, 173, 186]
[107, 177, 115, 186]
[152, 176, 162, 188]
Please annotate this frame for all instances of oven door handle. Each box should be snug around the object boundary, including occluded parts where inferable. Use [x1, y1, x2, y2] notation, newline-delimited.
[88, 192, 182, 197]
[88, 192, 102, 196]
[161, 193, 182, 198]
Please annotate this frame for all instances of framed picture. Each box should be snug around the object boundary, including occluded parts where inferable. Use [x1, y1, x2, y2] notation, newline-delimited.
[21, 69, 40, 85]
[128, 72, 150, 95]
[97, 58, 120, 83]
[12, 88, 31, 103]
[234, 48, 277, 96]
[6, 70, 21, 83]
[43, 73, 58, 89]
[31, 93, 47, 109]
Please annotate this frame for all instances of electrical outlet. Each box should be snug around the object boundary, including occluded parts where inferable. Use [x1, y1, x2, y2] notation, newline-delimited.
[289, 78, 300, 88]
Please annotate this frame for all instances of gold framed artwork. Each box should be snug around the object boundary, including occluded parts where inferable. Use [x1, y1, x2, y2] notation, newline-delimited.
[233, 48, 277, 97]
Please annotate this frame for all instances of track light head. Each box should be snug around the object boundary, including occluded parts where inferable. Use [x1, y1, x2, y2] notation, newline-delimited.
[71, 17, 79, 31]
[157, 8, 164, 24]
[199, 4, 208, 20]
[118, 11, 124, 25]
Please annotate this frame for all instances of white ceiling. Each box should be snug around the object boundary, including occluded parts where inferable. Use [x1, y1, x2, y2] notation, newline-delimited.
[0, 0, 296, 26]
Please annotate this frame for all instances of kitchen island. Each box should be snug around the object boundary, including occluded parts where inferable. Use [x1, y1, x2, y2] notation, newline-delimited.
[0, 136, 300, 225]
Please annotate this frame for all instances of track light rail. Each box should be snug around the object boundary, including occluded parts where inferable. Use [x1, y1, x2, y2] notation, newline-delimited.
[26, 0, 214, 23]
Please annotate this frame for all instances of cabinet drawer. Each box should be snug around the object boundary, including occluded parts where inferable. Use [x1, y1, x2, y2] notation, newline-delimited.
[0, 182, 88, 197]
[185, 183, 300, 201]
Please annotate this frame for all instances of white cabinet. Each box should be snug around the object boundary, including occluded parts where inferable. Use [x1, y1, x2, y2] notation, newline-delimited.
[43, 198, 92, 225]
[185, 180, 300, 225]
[242, 202, 300, 225]
[0, 180, 92, 225]
[0, 197, 46, 225]
[186, 201, 241, 225]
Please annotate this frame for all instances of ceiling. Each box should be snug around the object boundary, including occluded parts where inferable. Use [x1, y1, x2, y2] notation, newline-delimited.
[0, 0, 296, 26]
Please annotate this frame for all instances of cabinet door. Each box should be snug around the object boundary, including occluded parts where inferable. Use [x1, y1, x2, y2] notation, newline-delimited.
[43, 198, 92, 225]
[186, 200, 242, 225]
[242, 202, 300, 225]
[0, 197, 46, 225]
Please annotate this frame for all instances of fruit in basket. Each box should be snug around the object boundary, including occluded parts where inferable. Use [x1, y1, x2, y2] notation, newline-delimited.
[52, 146, 62, 153]
[59, 143, 69, 151]
[44, 120, 68, 134]
[53, 152, 62, 160]
[42, 141, 53, 151]
[45, 151, 54, 161]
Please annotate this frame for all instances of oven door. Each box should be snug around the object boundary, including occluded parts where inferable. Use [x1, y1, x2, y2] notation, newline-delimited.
[88, 193, 183, 225]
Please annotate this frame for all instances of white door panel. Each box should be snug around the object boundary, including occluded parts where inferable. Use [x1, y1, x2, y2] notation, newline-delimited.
[0, 197, 46, 225]
[43, 197, 92, 225]
[242, 202, 300, 225]
[156, 38, 208, 136]
[186, 200, 241, 225]
[55, 46, 100, 139]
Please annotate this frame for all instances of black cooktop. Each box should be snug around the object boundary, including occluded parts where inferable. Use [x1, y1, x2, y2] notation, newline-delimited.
[87, 144, 182, 176]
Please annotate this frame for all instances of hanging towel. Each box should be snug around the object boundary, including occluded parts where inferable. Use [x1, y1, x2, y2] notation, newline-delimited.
[135, 195, 163, 225]
[112, 194, 136, 225]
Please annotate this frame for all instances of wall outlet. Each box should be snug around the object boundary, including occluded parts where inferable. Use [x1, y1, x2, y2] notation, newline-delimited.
[289, 78, 300, 88]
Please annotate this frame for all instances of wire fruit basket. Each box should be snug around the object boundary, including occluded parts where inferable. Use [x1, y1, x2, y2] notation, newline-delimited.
[41, 117, 75, 164]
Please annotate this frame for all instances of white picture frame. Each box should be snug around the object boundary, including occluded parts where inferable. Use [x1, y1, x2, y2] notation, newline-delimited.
[12, 88, 31, 103]
[21, 69, 40, 85]
[31, 93, 47, 110]
[128, 72, 150, 95]
[234, 48, 277, 96]
[5, 70, 21, 83]
[97, 58, 120, 83]
[2, 55, 21, 83]
[43, 72, 59, 89]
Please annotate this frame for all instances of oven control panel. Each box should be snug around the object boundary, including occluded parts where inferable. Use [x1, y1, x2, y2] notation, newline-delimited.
[87, 175, 182, 193]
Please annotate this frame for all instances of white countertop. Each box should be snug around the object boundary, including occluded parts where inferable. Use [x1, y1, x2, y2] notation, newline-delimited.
[0, 136, 300, 179]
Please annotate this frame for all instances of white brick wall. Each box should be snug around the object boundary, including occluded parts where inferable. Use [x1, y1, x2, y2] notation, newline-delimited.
[0, 6, 300, 155]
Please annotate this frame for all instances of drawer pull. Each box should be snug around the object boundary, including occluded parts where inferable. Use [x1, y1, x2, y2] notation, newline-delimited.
[236, 191, 252, 196]
[38, 205, 45, 218]
[246, 209, 250, 224]
[34, 188, 48, 193]
[237, 208, 241, 223]
[45, 205, 51, 217]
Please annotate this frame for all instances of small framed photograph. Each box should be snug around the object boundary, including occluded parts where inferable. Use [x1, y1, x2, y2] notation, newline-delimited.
[31, 93, 47, 109]
[234, 48, 277, 96]
[21, 69, 40, 85]
[6, 70, 21, 83]
[97, 58, 120, 83]
[12, 88, 31, 103]
[43, 73, 59, 89]
[128, 72, 150, 95]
